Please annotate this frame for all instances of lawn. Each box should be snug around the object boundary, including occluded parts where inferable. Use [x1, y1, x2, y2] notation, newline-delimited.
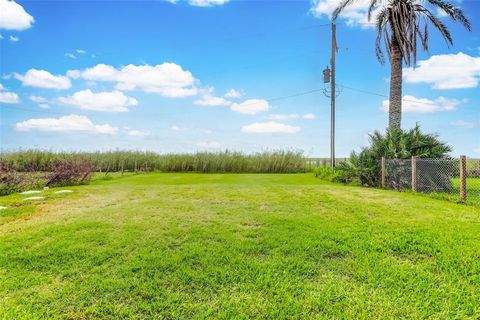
[1, 173, 479, 319]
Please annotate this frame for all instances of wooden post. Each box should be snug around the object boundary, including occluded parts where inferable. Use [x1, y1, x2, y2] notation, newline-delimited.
[121, 160, 124, 176]
[460, 155, 467, 202]
[381, 157, 386, 188]
[411, 156, 417, 192]
[134, 160, 137, 173]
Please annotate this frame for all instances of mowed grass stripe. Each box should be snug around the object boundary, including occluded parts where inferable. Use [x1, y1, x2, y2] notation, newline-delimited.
[1, 173, 479, 319]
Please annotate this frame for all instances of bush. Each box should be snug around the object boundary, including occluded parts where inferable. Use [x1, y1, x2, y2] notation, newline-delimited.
[312, 166, 351, 183]
[337, 125, 452, 188]
[0, 167, 46, 196]
[46, 159, 95, 187]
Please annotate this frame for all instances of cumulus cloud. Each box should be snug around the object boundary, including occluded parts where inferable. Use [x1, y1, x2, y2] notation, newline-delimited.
[29, 95, 50, 108]
[196, 141, 221, 149]
[230, 99, 270, 115]
[124, 127, 150, 137]
[0, 84, 20, 103]
[65, 53, 76, 59]
[404, 53, 480, 90]
[58, 89, 138, 112]
[194, 94, 231, 106]
[310, 0, 377, 27]
[66, 69, 81, 79]
[15, 69, 71, 90]
[381, 95, 463, 113]
[0, 91, 20, 103]
[241, 121, 300, 134]
[224, 89, 242, 99]
[76, 49, 86, 54]
[0, 0, 34, 30]
[29, 95, 47, 103]
[15, 114, 118, 134]
[9, 35, 18, 42]
[78, 63, 197, 98]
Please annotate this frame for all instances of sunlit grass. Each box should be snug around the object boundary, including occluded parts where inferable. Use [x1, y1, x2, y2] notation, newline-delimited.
[1, 173, 479, 318]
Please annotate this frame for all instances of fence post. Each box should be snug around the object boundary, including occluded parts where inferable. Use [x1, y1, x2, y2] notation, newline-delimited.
[381, 157, 385, 188]
[411, 156, 417, 192]
[460, 155, 467, 202]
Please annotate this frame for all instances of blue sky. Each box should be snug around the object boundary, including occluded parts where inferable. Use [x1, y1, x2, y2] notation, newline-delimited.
[0, 0, 479, 157]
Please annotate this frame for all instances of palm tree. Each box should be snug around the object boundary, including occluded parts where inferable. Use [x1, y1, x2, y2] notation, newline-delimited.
[333, 0, 471, 129]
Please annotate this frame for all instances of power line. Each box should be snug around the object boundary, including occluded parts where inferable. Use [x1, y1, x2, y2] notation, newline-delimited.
[338, 83, 449, 107]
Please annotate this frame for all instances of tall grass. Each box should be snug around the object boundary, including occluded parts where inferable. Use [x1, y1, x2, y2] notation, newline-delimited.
[0, 150, 306, 173]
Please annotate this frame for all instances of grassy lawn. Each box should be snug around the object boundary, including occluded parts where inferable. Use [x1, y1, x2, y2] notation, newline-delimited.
[1, 173, 480, 319]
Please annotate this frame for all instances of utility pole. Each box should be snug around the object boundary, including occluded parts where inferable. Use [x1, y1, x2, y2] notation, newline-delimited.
[330, 23, 337, 170]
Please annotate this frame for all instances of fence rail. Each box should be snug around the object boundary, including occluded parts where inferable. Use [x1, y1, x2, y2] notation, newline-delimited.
[381, 156, 480, 202]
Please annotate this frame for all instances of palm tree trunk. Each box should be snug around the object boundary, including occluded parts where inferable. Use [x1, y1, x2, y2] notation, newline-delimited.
[389, 37, 403, 130]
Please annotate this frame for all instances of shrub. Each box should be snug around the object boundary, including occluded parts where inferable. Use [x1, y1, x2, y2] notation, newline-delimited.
[337, 125, 452, 188]
[46, 159, 95, 187]
[0, 167, 46, 196]
[313, 166, 351, 183]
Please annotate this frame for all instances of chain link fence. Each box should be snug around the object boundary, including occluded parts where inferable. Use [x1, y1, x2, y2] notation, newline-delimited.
[382, 156, 480, 204]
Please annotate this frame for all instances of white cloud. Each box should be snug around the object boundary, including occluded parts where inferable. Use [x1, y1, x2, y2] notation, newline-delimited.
[65, 53, 76, 59]
[310, 0, 376, 27]
[58, 89, 138, 112]
[230, 99, 270, 115]
[0, 34, 3, 39]
[171, 125, 187, 131]
[79, 63, 197, 98]
[9, 35, 18, 42]
[0, 83, 20, 103]
[404, 53, 480, 90]
[76, 49, 86, 54]
[0, 0, 34, 30]
[224, 88, 242, 99]
[451, 120, 478, 129]
[124, 127, 150, 137]
[15, 114, 118, 134]
[15, 69, 71, 90]
[268, 114, 300, 121]
[0, 91, 20, 103]
[189, 0, 228, 7]
[29, 95, 47, 103]
[196, 141, 221, 149]
[66, 69, 81, 79]
[194, 94, 231, 106]
[303, 113, 316, 120]
[28, 95, 50, 108]
[381, 95, 463, 113]
[241, 121, 300, 134]
[28, 96, 50, 109]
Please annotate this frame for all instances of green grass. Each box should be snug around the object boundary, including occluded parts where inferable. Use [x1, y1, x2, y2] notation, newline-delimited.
[1, 173, 480, 319]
